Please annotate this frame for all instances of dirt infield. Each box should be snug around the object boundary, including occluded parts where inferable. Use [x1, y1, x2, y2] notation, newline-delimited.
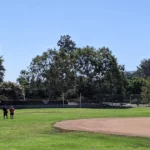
[54, 117, 150, 137]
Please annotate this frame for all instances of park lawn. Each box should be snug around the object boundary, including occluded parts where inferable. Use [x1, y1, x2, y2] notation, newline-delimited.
[0, 108, 150, 150]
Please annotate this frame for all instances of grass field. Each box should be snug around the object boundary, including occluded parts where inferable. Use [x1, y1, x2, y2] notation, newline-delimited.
[0, 108, 150, 150]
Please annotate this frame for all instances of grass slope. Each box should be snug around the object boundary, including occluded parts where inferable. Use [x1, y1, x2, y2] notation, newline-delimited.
[0, 108, 150, 150]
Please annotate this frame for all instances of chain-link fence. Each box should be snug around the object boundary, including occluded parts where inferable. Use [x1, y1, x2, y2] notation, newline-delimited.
[0, 94, 150, 109]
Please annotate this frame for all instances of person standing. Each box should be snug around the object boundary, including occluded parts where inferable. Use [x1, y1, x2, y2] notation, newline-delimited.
[2, 106, 8, 119]
[9, 106, 15, 119]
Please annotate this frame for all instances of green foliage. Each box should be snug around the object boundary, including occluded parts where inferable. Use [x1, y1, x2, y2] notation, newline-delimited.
[17, 35, 128, 101]
[0, 95, 9, 101]
[127, 78, 146, 95]
[0, 81, 24, 100]
[137, 59, 150, 78]
[0, 56, 5, 82]
[75, 46, 127, 97]
[141, 78, 150, 104]
[65, 89, 77, 99]
[57, 35, 76, 53]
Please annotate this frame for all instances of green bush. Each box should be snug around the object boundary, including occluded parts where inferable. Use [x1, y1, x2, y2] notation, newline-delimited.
[65, 89, 77, 99]
[0, 95, 9, 101]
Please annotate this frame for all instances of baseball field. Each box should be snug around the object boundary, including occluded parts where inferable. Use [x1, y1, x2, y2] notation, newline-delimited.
[0, 108, 150, 150]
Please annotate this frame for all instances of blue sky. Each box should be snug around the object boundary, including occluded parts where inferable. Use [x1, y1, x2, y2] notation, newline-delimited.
[0, 0, 150, 82]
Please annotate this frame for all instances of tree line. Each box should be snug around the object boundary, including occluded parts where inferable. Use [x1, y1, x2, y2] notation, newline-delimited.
[0, 57, 24, 102]
[0, 35, 150, 104]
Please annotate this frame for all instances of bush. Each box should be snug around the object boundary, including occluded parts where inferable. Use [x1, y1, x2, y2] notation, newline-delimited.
[0, 81, 24, 100]
[65, 89, 77, 99]
[0, 95, 9, 101]
[0, 95, 9, 105]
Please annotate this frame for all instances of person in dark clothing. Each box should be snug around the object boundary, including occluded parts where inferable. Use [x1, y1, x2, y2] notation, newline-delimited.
[2, 106, 8, 119]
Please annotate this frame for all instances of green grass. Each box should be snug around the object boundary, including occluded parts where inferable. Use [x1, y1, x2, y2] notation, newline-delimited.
[0, 108, 150, 150]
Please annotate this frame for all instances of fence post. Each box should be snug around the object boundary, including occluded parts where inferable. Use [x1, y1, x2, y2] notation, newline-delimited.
[130, 94, 132, 104]
[80, 93, 82, 108]
[112, 94, 113, 106]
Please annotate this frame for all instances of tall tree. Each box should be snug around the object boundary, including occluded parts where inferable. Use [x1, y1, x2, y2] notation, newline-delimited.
[95, 47, 127, 96]
[137, 59, 150, 78]
[0, 81, 24, 100]
[141, 78, 150, 104]
[55, 35, 77, 94]
[29, 49, 59, 99]
[75, 46, 97, 97]
[17, 70, 32, 98]
[75, 46, 127, 98]
[17, 35, 128, 102]
[57, 35, 76, 53]
[0, 56, 5, 82]
[127, 77, 146, 95]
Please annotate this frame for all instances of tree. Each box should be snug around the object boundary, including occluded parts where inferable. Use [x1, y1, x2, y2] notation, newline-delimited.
[127, 78, 146, 95]
[0, 81, 24, 100]
[55, 35, 77, 93]
[125, 71, 136, 79]
[0, 56, 5, 82]
[57, 35, 76, 53]
[141, 78, 150, 104]
[29, 49, 59, 99]
[137, 59, 150, 78]
[17, 46, 77, 99]
[17, 70, 32, 98]
[126, 78, 147, 106]
[95, 47, 127, 96]
[75, 46, 97, 97]
[55, 51, 76, 93]
[17, 35, 128, 103]
[75, 46, 127, 99]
